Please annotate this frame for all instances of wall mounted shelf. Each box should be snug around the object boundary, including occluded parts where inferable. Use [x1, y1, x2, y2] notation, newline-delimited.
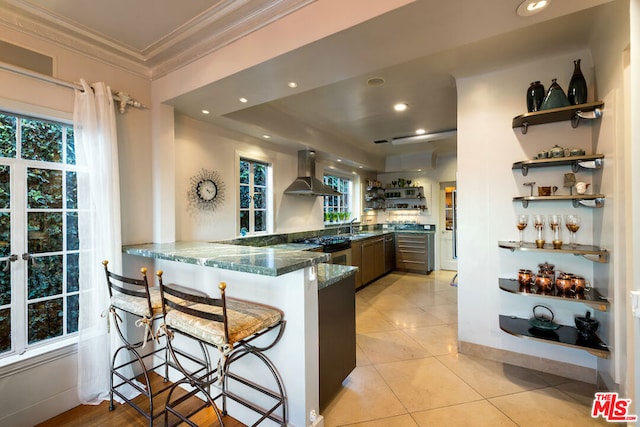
[512, 101, 604, 134]
[513, 194, 605, 208]
[512, 154, 604, 176]
[498, 241, 609, 263]
[499, 315, 609, 358]
[498, 278, 609, 311]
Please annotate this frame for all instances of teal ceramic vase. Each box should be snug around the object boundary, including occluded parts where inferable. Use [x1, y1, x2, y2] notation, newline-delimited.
[540, 78, 570, 110]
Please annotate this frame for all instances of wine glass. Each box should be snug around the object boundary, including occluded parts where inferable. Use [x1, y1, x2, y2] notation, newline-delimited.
[548, 214, 562, 249]
[534, 214, 545, 248]
[565, 214, 581, 247]
[516, 214, 528, 246]
[406, 179, 412, 187]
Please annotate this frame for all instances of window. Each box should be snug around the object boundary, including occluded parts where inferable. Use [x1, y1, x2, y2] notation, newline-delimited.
[0, 111, 79, 358]
[323, 174, 352, 223]
[239, 158, 271, 235]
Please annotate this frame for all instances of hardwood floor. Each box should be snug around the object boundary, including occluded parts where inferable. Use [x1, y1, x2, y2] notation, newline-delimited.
[36, 373, 245, 427]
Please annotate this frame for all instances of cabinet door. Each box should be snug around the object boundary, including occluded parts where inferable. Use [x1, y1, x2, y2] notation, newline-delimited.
[362, 237, 384, 284]
[351, 240, 362, 289]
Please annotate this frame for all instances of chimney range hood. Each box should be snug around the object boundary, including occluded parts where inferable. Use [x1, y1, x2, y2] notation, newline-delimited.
[284, 150, 341, 196]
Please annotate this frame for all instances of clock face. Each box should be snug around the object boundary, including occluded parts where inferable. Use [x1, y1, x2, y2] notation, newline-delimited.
[197, 179, 217, 202]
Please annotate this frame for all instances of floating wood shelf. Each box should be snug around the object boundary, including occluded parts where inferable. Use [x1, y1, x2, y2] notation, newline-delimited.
[498, 278, 609, 311]
[512, 154, 604, 176]
[498, 241, 609, 263]
[512, 101, 604, 134]
[512, 194, 605, 209]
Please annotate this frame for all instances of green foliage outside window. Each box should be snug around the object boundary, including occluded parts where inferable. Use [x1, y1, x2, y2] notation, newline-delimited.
[0, 112, 79, 355]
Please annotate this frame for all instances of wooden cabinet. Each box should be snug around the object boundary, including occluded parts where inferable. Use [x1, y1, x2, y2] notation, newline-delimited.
[319, 273, 356, 409]
[362, 237, 384, 285]
[395, 233, 428, 274]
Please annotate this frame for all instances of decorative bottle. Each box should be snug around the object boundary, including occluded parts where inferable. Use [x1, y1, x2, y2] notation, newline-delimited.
[567, 59, 587, 105]
[526, 81, 545, 112]
[541, 78, 570, 110]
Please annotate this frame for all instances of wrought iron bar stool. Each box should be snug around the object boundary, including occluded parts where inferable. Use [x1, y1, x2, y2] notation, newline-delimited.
[103, 260, 173, 426]
[157, 270, 287, 427]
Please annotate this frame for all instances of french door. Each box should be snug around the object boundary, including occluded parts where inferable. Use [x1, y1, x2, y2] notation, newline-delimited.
[0, 113, 79, 357]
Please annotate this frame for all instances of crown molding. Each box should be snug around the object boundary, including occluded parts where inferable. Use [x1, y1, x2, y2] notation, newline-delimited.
[0, 0, 316, 79]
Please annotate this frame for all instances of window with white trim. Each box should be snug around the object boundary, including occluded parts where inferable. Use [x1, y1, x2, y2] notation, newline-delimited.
[323, 174, 353, 223]
[239, 158, 271, 235]
[0, 111, 79, 359]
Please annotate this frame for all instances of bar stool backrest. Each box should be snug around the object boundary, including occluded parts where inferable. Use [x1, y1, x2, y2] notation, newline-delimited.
[103, 260, 154, 318]
[157, 272, 230, 344]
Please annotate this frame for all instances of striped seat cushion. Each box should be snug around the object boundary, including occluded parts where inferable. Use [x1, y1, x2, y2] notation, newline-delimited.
[164, 299, 282, 347]
[111, 287, 162, 318]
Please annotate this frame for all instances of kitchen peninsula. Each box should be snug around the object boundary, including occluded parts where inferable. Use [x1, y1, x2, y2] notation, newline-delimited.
[122, 241, 356, 427]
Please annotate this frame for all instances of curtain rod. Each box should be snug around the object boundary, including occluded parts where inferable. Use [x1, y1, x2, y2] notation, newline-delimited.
[0, 61, 146, 114]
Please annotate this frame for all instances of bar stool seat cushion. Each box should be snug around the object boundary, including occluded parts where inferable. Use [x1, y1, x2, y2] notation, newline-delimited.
[165, 299, 282, 347]
[111, 287, 162, 318]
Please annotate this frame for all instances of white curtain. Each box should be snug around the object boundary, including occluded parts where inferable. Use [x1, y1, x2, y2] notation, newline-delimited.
[74, 79, 128, 404]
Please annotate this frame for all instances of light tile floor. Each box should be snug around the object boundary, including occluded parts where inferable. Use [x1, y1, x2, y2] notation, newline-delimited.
[321, 270, 607, 427]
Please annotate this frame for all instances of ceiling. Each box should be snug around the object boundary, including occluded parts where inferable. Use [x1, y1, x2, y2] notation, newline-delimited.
[3, 0, 616, 172]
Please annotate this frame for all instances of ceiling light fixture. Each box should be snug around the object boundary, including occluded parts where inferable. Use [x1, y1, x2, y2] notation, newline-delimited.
[393, 103, 408, 112]
[239, 97, 248, 103]
[367, 77, 385, 87]
[416, 128, 426, 135]
[391, 129, 457, 145]
[288, 82, 298, 88]
[263, 135, 271, 139]
[201, 110, 210, 115]
[337, 159, 342, 162]
[516, 0, 550, 16]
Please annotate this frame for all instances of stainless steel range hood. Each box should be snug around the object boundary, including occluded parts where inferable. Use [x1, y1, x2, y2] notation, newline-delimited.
[284, 150, 341, 196]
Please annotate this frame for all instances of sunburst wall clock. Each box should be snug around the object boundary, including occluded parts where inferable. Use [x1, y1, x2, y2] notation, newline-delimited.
[187, 169, 225, 212]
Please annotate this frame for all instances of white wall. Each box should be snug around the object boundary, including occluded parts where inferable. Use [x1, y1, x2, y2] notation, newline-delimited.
[457, 49, 603, 372]
[0, 26, 153, 426]
[175, 113, 372, 241]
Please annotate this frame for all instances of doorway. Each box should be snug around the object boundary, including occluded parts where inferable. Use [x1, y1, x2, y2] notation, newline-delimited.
[439, 181, 457, 271]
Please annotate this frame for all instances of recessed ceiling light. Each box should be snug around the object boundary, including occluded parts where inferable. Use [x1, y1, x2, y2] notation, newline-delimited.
[288, 82, 298, 88]
[239, 97, 248, 103]
[201, 110, 210, 115]
[416, 128, 426, 135]
[263, 134, 271, 139]
[516, 0, 550, 16]
[394, 103, 408, 112]
[358, 165, 363, 169]
[337, 159, 342, 162]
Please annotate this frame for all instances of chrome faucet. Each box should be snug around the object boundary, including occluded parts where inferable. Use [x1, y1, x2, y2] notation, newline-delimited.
[349, 218, 358, 235]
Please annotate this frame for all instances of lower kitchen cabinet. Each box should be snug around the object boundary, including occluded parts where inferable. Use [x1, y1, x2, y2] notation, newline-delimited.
[319, 273, 356, 410]
[362, 236, 385, 284]
[395, 233, 429, 274]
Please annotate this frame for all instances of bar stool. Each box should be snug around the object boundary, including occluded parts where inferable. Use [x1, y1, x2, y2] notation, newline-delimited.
[157, 270, 287, 426]
[103, 260, 172, 426]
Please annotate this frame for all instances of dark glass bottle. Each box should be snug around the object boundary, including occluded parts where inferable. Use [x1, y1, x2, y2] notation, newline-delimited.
[568, 59, 587, 105]
[526, 81, 545, 112]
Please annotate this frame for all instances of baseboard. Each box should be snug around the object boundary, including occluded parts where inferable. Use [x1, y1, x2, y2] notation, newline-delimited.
[459, 340, 598, 384]
[0, 386, 80, 427]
